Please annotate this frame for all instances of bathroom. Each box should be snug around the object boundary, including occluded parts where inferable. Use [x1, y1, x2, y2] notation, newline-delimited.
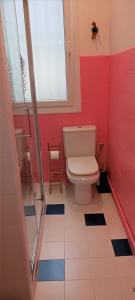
[0, 0, 135, 299]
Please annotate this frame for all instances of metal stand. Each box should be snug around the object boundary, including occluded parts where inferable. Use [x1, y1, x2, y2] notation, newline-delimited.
[48, 143, 63, 194]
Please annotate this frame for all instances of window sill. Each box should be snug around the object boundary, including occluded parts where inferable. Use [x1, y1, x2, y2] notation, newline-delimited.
[12, 98, 81, 115]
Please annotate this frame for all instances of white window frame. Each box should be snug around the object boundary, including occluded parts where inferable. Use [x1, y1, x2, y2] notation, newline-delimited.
[13, 0, 81, 115]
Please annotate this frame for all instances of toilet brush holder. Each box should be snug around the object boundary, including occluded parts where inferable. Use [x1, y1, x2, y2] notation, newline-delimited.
[97, 169, 111, 193]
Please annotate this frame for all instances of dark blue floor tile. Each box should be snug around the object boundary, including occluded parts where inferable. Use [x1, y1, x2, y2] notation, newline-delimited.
[37, 259, 65, 281]
[24, 205, 36, 216]
[111, 239, 133, 257]
[84, 213, 106, 226]
[46, 204, 64, 215]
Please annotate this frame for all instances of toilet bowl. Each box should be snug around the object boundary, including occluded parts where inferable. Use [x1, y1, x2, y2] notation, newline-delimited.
[66, 156, 99, 204]
[63, 125, 99, 204]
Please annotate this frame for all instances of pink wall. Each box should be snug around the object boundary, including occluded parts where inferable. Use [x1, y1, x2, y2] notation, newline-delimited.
[108, 47, 135, 245]
[15, 56, 110, 181]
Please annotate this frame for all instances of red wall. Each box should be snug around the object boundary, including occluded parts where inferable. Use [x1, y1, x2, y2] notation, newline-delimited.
[108, 48, 135, 243]
[14, 56, 110, 180]
[39, 56, 110, 180]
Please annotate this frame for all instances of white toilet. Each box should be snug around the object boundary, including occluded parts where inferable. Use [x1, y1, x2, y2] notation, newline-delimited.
[63, 125, 99, 204]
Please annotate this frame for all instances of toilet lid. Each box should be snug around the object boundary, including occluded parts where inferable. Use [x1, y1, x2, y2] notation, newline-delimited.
[67, 156, 99, 176]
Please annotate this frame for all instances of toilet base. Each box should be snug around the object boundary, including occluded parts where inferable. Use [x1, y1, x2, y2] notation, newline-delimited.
[74, 184, 92, 204]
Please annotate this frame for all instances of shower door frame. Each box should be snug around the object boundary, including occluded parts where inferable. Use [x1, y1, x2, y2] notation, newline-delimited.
[22, 0, 45, 203]
[22, 0, 47, 276]
[0, 0, 46, 277]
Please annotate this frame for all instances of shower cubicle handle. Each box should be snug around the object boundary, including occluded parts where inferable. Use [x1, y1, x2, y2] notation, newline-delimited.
[25, 108, 32, 137]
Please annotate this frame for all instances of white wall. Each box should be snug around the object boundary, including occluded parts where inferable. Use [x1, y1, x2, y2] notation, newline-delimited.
[78, 0, 110, 56]
[78, 0, 135, 56]
[110, 0, 135, 53]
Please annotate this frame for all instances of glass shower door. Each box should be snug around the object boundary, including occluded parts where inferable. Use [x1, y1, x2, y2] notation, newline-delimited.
[1, 0, 45, 270]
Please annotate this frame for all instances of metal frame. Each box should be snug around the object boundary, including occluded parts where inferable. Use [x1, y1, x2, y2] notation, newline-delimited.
[48, 143, 63, 194]
[23, 0, 45, 202]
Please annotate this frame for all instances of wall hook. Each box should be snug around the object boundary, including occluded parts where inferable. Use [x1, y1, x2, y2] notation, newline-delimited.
[91, 21, 99, 40]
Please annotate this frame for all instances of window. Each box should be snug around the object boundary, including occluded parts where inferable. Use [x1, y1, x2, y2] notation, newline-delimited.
[2, 0, 81, 114]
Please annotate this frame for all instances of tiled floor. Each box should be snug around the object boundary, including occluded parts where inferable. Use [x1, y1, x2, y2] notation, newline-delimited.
[35, 183, 135, 300]
[24, 183, 43, 262]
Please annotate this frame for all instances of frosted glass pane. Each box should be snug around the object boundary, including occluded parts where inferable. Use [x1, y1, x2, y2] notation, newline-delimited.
[2, 1, 24, 101]
[2, 0, 31, 102]
[29, 0, 67, 101]
[15, 0, 31, 101]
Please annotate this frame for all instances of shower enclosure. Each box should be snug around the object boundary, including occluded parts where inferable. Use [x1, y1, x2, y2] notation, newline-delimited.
[0, 1, 46, 272]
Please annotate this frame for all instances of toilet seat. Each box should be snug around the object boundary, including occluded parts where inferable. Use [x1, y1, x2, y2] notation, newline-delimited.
[67, 166, 99, 185]
[67, 156, 99, 176]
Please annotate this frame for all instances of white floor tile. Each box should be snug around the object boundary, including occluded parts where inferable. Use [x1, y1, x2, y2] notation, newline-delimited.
[94, 278, 135, 300]
[65, 226, 87, 242]
[42, 216, 65, 242]
[119, 278, 135, 300]
[115, 257, 135, 278]
[65, 213, 84, 228]
[66, 192, 104, 214]
[35, 282, 64, 300]
[90, 258, 117, 279]
[40, 242, 64, 259]
[86, 226, 109, 237]
[107, 223, 127, 239]
[65, 241, 89, 259]
[65, 280, 95, 300]
[104, 208, 124, 227]
[45, 183, 66, 204]
[100, 193, 116, 209]
[87, 235, 114, 258]
[93, 279, 125, 300]
[65, 259, 93, 280]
